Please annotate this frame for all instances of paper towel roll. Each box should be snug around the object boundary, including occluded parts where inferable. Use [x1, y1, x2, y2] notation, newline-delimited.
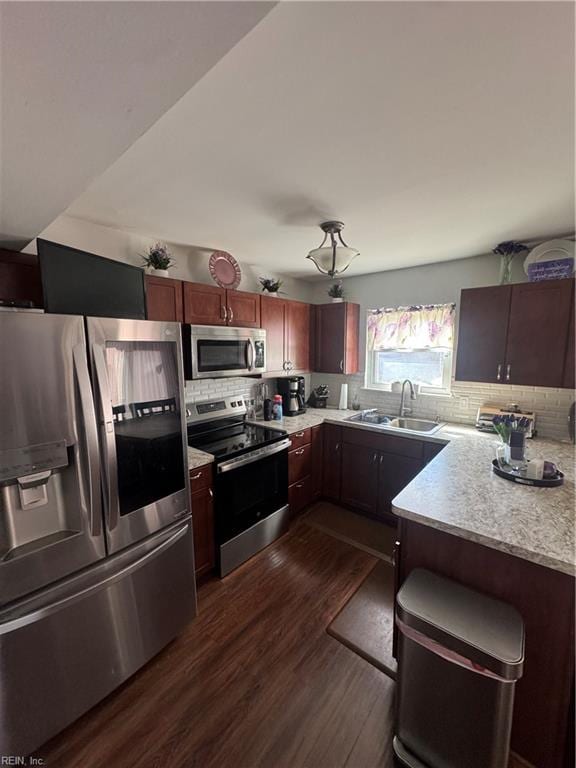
[338, 383, 348, 410]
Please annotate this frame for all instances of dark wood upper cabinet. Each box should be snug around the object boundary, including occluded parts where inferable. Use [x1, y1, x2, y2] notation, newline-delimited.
[260, 296, 311, 374]
[145, 275, 183, 322]
[286, 300, 311, 373]
[226, 289, 260, 328]
[455, 279, 575, 388]
[0, 249, 43, 307]
[261, 296, 288, 374]
[455, 285, 512, 384]
[314, 302, 360, 374]
[506, 279, 573, 387]
[183, 282, 261, 328]
[183, 281, 226, 325]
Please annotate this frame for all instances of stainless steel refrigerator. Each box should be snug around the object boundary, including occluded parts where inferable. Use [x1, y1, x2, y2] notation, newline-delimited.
[0, 311, 196, 756]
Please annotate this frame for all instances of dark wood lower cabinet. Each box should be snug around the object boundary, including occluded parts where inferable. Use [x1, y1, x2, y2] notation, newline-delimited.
[396, 518, 575, 768]
[340, 442, 379, 515]
[322, 424, 342, 501]
[377, 452, 423, 520]
[310, 424, 323, 501]
[288, 474, 313, 516]
[189, 465, 215, 580]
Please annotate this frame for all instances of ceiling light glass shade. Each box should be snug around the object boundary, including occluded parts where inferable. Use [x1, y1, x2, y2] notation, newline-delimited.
[307, 246, 359, 276]
[306, 221, 359, 277]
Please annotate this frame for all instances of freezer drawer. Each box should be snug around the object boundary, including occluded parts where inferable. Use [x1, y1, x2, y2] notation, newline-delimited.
[0, 520, 196, 757]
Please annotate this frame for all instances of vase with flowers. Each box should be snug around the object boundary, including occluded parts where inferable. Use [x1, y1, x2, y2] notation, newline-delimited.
[141, 242, 175, 277]
[493, 241, 528, 285]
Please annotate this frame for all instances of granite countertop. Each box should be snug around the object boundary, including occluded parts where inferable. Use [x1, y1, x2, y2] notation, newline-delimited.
[249, 407, 575, 575]
[187, 446, 214, 470]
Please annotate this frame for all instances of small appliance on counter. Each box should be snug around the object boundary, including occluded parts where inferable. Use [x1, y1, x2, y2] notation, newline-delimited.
[476, 405, 536, 438]
[276, 376, 306, 416]
[308, 385, 329, 408]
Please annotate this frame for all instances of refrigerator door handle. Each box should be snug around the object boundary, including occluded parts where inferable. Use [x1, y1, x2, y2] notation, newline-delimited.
[92, 344, 120, 532]
[0, 523, 190, 635]
[73, 345, 102, 537]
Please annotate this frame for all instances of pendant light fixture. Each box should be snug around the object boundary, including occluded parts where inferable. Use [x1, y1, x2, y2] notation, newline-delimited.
[306, 221, 359, 277]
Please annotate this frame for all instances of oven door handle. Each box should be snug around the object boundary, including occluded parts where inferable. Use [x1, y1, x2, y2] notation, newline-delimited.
[217, 438, 291, 473]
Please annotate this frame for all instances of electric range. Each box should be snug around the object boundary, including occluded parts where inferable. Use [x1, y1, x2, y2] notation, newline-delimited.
[187, 395, 290, 576]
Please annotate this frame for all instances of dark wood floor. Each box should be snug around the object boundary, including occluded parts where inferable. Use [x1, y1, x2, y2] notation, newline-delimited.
[38, 515, 396, 768]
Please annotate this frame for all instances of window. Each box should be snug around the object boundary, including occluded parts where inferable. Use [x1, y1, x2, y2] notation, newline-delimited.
[365, 303, 456, 395]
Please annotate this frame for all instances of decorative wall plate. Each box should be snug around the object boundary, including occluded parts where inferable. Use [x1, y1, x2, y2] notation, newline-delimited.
[524, 239, 575, 282]
[209, 251, 241, 290]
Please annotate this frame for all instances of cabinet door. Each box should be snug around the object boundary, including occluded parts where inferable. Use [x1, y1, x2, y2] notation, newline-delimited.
[563, 292, 575, 389]
[286, 300, 311, 372]
[506, 279, 573, 387]
[191, 486, 215, 579]
[341, 442, 379, 515]
[455, 285, 512, 383]
[261, 295, 288, 374]
[378, 452, 423, 520]
[322, 424, 342, 501]
[310, 424, 323, 501]
[183, 282, 226, 325]
[289, 475, 313, 518]
[314, 303, 359, 374]
[226, 289, 261, 328]
[145, 275, 183, 322]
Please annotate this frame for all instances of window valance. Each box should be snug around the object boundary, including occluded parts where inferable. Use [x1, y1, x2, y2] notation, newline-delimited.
[367, 303, 456, 351]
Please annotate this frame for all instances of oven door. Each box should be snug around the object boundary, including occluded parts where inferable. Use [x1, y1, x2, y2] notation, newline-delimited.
[185, 325, 266, 379]
[215, 440, 289, 544]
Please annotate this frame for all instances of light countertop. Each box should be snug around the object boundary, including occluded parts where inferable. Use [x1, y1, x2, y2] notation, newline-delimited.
[187, 446, 214, 470]
[248, 407, 575, 576]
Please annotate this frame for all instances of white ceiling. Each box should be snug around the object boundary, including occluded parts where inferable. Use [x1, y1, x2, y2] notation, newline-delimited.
[0, 1, 275, 248]
[11, 2, 576, 276]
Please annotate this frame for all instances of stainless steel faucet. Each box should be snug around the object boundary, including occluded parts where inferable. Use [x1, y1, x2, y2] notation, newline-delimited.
[399, 379, 416, 417]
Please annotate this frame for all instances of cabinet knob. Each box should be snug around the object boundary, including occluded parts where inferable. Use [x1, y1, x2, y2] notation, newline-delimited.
[335, 443, 340, 452]
[208, 488, 213, 499]
[295, 448, 305, 455]
[228, 306, 234, 323]
[373, 452, 378, 463]
[506, 364, 511, 382]
[190, 472, 202, 480]
[221, 305, 227, 321]
[339, 360, 344, 372]
[294, 431, 305, 438]
[496, 363, 502, 381]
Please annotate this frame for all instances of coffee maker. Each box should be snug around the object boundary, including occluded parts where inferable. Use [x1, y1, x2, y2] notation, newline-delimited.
[276, 376, 306, 416]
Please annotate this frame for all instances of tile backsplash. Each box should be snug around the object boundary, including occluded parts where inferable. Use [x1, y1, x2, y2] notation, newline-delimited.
[185, 376, 311, 409]
[310, 373, 575, 441]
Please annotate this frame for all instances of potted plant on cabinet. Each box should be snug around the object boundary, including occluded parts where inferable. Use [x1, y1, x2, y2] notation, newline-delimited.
[259, 277, 283, 297]
[142, 243, 175, 277]
[328, 280, 344, 302]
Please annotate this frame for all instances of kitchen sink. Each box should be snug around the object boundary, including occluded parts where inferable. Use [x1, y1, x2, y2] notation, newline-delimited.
[345, 410, 443, 434]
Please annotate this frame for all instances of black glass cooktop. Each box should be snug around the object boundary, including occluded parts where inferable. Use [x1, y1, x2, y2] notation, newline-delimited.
[187, 421, 287, 462]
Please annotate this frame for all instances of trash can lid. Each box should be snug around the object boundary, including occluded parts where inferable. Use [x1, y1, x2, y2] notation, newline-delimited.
[397, 569, 525, 680]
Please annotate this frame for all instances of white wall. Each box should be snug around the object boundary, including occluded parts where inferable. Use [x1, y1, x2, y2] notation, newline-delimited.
[310, 251, 528, 367]
[309, 254, 574, 441]
[28, 214, 314, 302]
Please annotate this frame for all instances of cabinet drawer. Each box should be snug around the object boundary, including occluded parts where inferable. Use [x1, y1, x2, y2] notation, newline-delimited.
[288, 443, 312, 485]
[189, 464, 213, 492]
[289, 428, 311, 450]
[289, 474, 312, 516]
[342, 426, 424, 459]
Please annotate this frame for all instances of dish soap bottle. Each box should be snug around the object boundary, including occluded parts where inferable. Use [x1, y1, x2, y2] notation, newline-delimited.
[272, 394, 283, 421]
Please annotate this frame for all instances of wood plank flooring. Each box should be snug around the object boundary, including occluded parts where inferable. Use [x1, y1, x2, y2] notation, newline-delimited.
[37, 517, 396, 768]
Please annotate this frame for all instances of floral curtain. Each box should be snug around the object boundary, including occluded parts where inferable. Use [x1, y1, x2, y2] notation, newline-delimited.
[367, 303, 455, 351]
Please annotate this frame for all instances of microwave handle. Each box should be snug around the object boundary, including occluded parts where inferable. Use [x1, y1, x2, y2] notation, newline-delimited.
[247, 339, 255, 371]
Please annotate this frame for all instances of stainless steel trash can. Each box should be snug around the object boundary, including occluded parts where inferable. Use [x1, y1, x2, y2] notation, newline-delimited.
[393, 569, 525, 768]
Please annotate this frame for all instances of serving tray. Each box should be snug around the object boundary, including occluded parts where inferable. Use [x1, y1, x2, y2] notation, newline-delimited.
[491, 459, 564, 487]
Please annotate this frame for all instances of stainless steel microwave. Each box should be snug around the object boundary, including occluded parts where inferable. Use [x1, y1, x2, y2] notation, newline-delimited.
[182, 325, 266, 379]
